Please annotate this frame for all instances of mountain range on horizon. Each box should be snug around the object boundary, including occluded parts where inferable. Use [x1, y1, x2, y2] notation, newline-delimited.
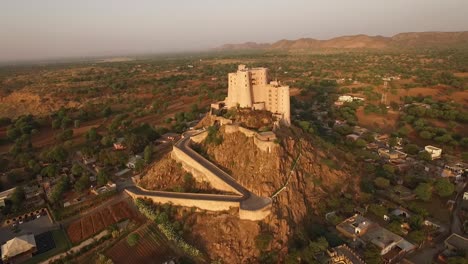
[216, 31, 468, 51]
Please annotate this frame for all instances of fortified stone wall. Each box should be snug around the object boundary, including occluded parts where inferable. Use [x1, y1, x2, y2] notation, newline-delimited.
[171, 146, 241, 195]
[125, 188, 271, 221]
[239, 203, 272, 221]
[224, 125, 276, 153]
[125, 189, 239, 212]
[191, 131, 208, 143]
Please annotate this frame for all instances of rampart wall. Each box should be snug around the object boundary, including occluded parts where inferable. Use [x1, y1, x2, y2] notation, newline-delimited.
[125, 189, 239, 212]
[171, 145, 241, 195]
[224, 125, 277, 153]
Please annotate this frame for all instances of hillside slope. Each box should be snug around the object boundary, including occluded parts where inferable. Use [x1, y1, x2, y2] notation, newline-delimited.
[184, 124, 361, 261]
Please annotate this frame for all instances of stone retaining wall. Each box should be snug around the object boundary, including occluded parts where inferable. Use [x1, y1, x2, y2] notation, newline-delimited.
[171, 146, 241, 195]
[224, 125, 276, 153]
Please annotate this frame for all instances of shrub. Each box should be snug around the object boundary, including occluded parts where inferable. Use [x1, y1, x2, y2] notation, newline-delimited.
[434, 178, 455, 198]
[127, 233, 140, 247]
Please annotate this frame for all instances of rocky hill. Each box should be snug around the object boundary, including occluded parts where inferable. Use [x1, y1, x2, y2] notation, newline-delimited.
[186, 122, 360, 261]
[216, 31, 468, 51]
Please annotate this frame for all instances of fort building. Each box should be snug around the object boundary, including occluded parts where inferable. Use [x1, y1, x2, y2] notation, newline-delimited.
[224, 65, 291, 126]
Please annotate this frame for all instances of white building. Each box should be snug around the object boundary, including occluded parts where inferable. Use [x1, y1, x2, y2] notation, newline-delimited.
[338, 95, 354, 102]
[425, 145, 442, 160]
[224, 65, 291, 126]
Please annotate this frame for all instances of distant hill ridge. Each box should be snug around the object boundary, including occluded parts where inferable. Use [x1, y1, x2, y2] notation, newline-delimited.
[216, 31, 468, 51]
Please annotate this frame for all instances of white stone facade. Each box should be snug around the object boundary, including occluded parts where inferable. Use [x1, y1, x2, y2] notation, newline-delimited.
[225, 65, 291, 126]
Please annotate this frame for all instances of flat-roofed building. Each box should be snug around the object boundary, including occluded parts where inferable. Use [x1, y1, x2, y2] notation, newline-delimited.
[224, 65, 290, 126]
[425, 145, 442, 160]
[444, 233, 468, 253]
[336, 214, 372, 239]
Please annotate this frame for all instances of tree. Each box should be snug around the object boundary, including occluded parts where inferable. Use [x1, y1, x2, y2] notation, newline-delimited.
[127, 233, 140, 247]
[363, 244, 382, 264]
[50, 176, 69, 204]
[86, 128, 100, 142]
[134, 159, 145, 172]
[387, 220, 405, 236]
[434, 178, 455, 197]
[447, 257, 468, 264]
[355, 139, 367, 148]
[10, 186, 25, 212]
[144, 145, 153, 164]
[51, 119, 61, 130]
[41, 164, 58, 178]
[414, 183, 432, 201]
[124, 134, 147, 153]
[374, 177, 390, 189]
[369, 204, 387, 218]
[61, 116, 72, 130]
[97, 171, 109, 186]
[57, 129, 73, 141]
[6, 127, 21, 140]
[96, 253, 114, 264]
[46, 146, 68, 162]
[418, 151, 432, 161]
[382, 164, 395, 175]
[71, 164, 83, 176]
[407, 230, 426, 245]
[404, 144, 420, 155]
[74, 174, 90, 193]
[301, 237, 329, 263]
[102, 106, 112, 117]
[419, 130, 433, 139]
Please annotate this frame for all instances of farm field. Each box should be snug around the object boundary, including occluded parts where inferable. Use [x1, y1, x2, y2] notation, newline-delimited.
[67, 201, 140, 244]
[105, 222, 180, 264]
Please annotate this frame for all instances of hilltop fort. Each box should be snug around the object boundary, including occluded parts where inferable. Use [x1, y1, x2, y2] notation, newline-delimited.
[212, 64, 291, 126]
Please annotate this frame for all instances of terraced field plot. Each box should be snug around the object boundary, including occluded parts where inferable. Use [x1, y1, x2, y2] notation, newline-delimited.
[105, 223, 180, 264]
[67, 201, 139, 244]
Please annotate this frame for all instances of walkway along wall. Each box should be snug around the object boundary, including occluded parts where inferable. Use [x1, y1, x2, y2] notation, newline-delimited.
[125, 189, 239, 212]
[125, 187, 272, 221]
[171, 146, 242, 195]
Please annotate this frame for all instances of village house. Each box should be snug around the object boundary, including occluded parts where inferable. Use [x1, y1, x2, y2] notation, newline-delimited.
[336, 214, 372, 239]
[442, 233, 468, 258]
[424, 145, 442, 160]
[336, 215, 415, 263]
[1, 234, 37, 264]
[362, 225, 415, 262]
[91, 181, 117, 195]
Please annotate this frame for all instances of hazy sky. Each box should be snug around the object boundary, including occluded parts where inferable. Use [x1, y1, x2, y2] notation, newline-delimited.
[1, 0, 467, 62]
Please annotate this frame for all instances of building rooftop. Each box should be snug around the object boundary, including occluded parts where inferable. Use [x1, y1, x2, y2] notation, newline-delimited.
[328, 244, 366, 264]
[444, 233, 468, 251]
[336, 214, 373, 237]
[363, 225, 403, 250]
[425, 145, 441, 151]
[1, 234, 36, 260]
